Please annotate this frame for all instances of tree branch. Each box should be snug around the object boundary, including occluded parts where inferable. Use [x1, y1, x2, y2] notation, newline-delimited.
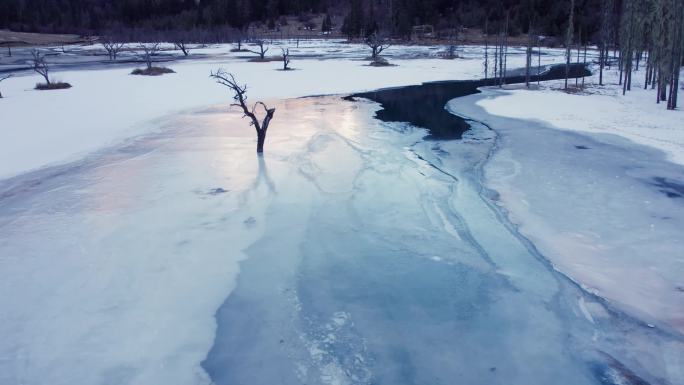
[210, 69, 276, 137]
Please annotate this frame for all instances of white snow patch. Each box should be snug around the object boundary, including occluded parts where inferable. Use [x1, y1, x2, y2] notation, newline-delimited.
[477, 68, 684, 166]
[0, 42, 566, 180]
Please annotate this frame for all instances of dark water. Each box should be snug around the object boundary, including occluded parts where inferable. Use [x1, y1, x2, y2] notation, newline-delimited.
[348, 63, 590, 139]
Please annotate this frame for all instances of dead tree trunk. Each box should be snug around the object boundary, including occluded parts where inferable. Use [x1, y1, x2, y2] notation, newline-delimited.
[538, 36, 542, 86]
[582, 42, 587, 88]
[502, 13, 509, 86]
[576, 27, 581, 87]
[174, 42, 190, 56]
[525, 23, 533, 88]
[102, 39, 126, 60]
[281, 48, 291, 70]
[565, 0, 575, 90]
[484, 27, 489, 80]
[0, 74, 11, 98]
[30, 50, 51, 85]
[667, 0, 683, 110]
[599, 0, 612, 86]
[365, 33, 391, 60]
[210, 69, 276, 154]
[139, 43, 160, 70]
[484, 20, 489, 80]
[599, 46, 605, 86]
[493, 32, 499, 82]
[248, 40, 269, 60]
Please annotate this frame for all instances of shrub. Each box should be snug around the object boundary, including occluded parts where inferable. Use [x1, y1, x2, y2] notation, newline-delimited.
[131, 67, 175, 76]
[368, 57, 394, 67]
[35, 82, 72, 90]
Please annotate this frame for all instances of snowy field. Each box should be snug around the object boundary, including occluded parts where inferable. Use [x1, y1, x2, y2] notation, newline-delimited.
[0, 40, 683, 385]
[0, 40, 566, 179]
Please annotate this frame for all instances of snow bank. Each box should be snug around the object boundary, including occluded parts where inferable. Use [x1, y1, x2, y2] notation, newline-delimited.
[477, 68, 684, 166]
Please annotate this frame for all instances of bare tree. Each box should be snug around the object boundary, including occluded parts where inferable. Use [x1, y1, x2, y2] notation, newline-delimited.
[173, 31, 192, 56]
[365, 33, 391, 60]
[582, 40, 587, 89]
[483, 20, 489, 80]
[210, 69, 276, 154]
[0, 74, 11, 98]
[493, 30, 499, 81]
[667, 0, 683, 110]
[565, 0, 575, 90]
[576, 26, 581, 88]
[248, 40, 269, 60]
[31, 50, 51, 85]
[502, 12, 509, 86]
[599, 0, 612, 86]
[496, 16, 509, 87]
[174, 41, 191, 56]
[102, 39, 126, 60]
[538, 35, 542, 86]
[281, 48, 291, 70]
[525, 23, 533, 88]
[138, 43, 160, 70]
[445, 28, 459, 59]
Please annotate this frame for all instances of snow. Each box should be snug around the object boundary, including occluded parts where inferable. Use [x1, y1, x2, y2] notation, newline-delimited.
[476, 68, 684, 166]
[0, 41, 566, 180]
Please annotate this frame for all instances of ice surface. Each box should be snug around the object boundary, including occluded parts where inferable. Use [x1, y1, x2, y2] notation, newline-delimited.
[449, 88, 684, 373]
[199, 98, 681, 385]
[449, 75, 684, 336]
[0, 107, 274, 385]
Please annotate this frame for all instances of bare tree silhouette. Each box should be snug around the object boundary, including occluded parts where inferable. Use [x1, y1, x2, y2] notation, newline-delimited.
[0, 73, 11, 98]
[248, 40, 269, 60]
[281, 48, 291, 70]
[210, 69, 276, 154]
[30, 50, 51, 85]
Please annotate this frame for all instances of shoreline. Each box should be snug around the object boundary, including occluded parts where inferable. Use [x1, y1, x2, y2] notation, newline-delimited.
[448, 87, 684, 338]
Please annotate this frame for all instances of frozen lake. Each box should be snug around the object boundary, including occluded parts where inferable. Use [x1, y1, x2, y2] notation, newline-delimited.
[0, 87, 682, 384]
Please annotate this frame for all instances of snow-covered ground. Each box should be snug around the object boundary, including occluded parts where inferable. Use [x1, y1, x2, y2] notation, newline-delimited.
[0, 41, 567, 180]
[476, 68, 684, 166]
[1, 40, 683, 385]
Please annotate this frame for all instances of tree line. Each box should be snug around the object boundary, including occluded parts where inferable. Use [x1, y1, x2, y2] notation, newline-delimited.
[0, 0, 614, 41]
[478, 0, 682, 109]
[0, 0, 329, 33]
[614, 0, 683, 109]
